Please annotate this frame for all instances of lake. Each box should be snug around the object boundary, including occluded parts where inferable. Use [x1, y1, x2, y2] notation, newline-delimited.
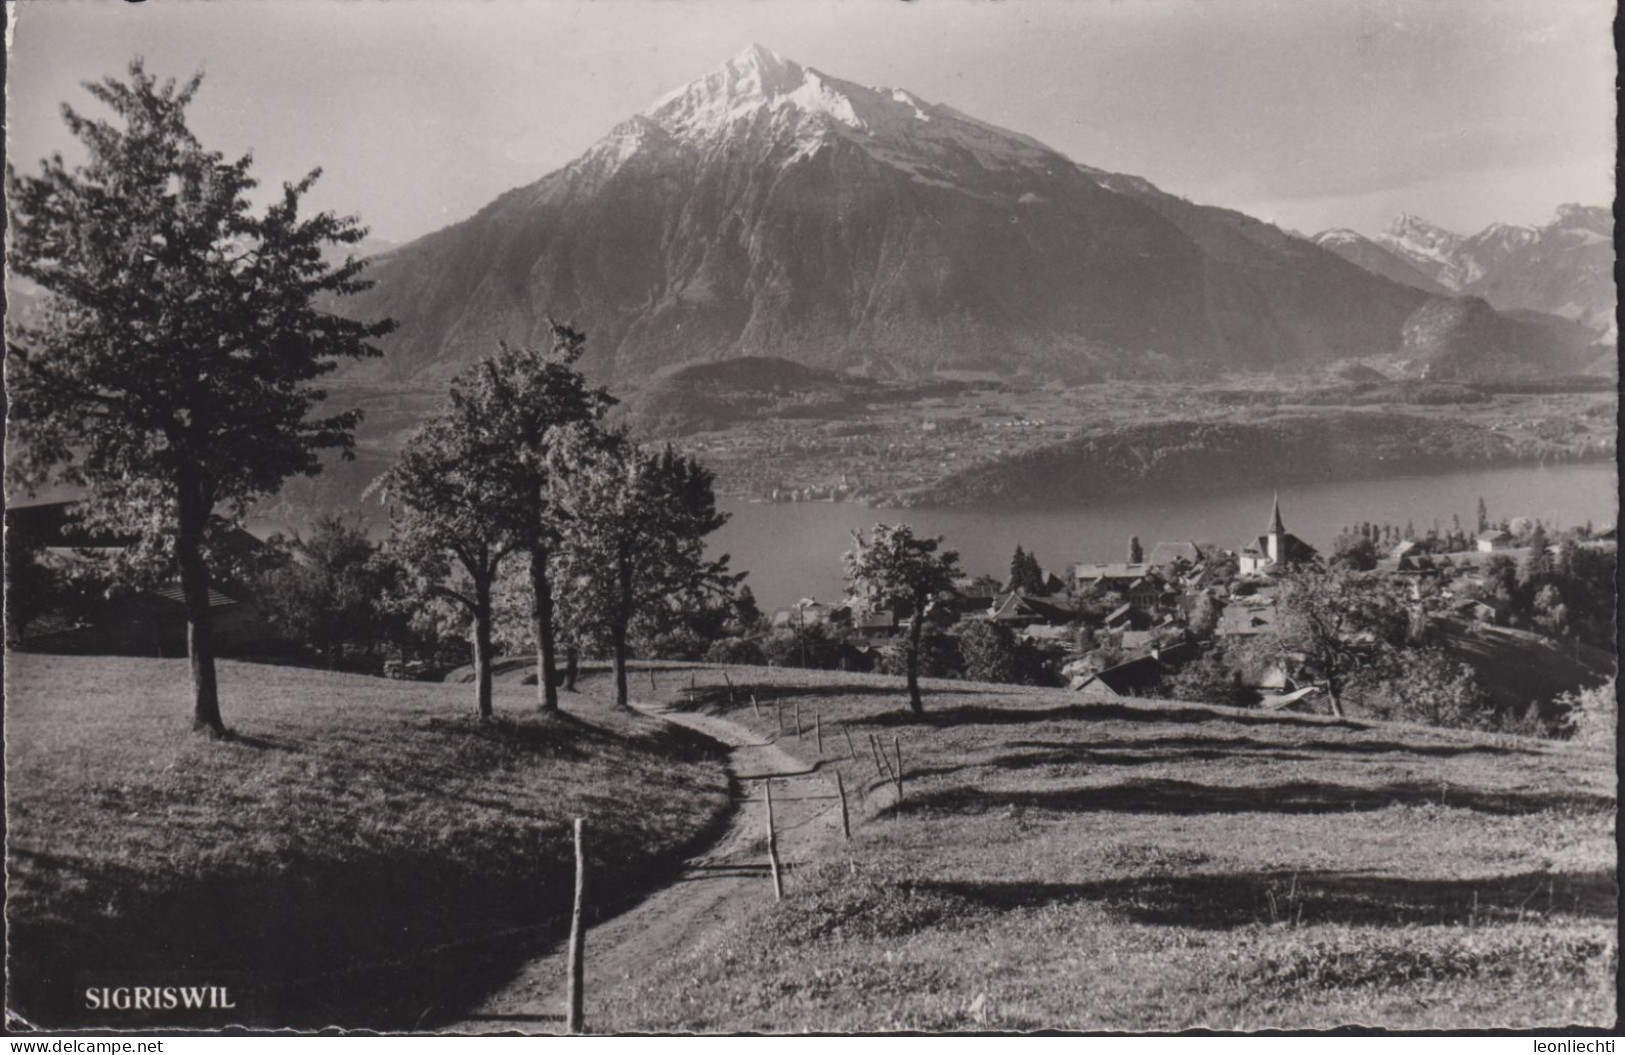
[710, 461, 1619, 609]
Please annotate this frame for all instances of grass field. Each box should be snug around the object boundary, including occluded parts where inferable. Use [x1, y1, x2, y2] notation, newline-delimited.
[607, 666, 1617, 1032]
[3, 653, 732, 1030]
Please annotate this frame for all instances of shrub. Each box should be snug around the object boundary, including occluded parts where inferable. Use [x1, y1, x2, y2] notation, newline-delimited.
[703, 637, 766, 666]
[760, 624, 847, 670]
[876, 626, 963, 679]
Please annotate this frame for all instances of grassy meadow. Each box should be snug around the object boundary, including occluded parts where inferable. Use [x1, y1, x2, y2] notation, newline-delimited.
[3, 653, 732, 1030]
[604, 666, 1617, 1032]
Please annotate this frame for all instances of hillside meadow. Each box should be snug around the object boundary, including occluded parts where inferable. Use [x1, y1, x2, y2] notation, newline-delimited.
[3, 654, 731, 1030]
[602, 666, 1617, 1032]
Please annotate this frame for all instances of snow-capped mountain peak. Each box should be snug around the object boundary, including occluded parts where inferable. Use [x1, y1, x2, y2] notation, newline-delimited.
[1313, 228, 1370, 247]
[643, 44, 868, 140]
[628, 45, 1062, 179]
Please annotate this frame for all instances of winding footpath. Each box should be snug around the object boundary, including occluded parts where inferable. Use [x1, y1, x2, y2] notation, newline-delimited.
[451, 698, 849, 1034]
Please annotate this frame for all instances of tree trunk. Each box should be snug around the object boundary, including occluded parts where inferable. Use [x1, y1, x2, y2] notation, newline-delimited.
[530, 544, 559, 712]
[1326, 675, 1346, 718]
[611, 623, 629, 708]
[177, 518, 224, 736]
[472, 580, 494, 720]
[905, 612, 925, 716]
[611, 555, 634, 708]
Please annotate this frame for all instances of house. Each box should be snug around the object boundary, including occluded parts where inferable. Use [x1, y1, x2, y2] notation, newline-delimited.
[1217, 598, 1278, 638]
[1237, 494, 1318, 575]
[852, 607, 902, 638]
[989, 591, 1079, 628]
[6, 499, 277, 656]
[772, 597, 845, 629]
[1072, 561, 1153, 586]
[1102, 601, 1137, 632]
[1476, 529, 1514, 553]
[1074, 654, 1165, 698]
[1451, 597, 1506, 625]
[1125, 577, 1164, 612]
[1147, 540, 1207, 571]
[1020, 623, 1075, 648]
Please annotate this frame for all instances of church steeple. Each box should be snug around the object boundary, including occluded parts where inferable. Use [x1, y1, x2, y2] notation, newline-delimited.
[1266, 493, 1285, 562]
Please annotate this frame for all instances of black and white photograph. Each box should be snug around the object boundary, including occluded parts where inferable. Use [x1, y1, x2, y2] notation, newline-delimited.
[3, 0, 1617, 1036]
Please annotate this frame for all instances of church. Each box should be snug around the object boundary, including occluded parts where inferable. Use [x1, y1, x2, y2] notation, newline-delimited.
[1237, 495, 1317, 575]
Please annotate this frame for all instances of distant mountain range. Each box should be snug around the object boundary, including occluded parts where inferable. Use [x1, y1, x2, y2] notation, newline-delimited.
[333, 45, 1608, 385]
[1314, 207, 1615, 341]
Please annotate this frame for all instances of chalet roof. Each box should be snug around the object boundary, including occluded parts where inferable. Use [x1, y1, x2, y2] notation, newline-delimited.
[1104, 601, 1133, 625]
[1259, 685, 1322, 711]
[1476, 529, 1512, 541]
[138, 585, 241, 611]
[853, 608, 899, 630]
[990, 591, 1078, 625]
[1074, 561, 1152, 581]
[6, 499, 144, 549]
[1147, 540, 1205, 568]
[1086, 655, 1164, 696]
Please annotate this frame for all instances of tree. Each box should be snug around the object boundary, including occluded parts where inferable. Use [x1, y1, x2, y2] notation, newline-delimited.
[958, 619, 1020, 684]
[1347, 648, 1489, 729]
[845, 524, 961, 715]
[1270, 563, 1406, 718]
[376, 411, 517, 718]
[446, 328, 614, 712]
[256, 514, 402, 670]
[1330, 531, 1379, 571]
[1128, 535, 1144, 564]
[552, 430, 737, 707]
[732, 585, 765, 636]
[1008, 545, 1026, 588]
[5, 62, 393, 733]
[1187, 591, 1223, 639]
[1476, 496, 1490, 534]
[1159, 651, 1249, 709]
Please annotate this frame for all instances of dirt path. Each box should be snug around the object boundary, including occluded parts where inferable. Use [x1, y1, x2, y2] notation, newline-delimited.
[450, 700, 848, 1034]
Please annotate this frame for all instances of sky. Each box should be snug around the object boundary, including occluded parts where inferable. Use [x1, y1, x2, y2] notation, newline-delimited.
[5, 0, 1615, 245]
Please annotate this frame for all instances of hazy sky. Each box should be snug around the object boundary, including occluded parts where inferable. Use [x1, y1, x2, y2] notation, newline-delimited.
[6, 0, 1615, 244]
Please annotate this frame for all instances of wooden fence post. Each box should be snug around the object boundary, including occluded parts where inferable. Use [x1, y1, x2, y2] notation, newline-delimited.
[764, 781, 784, 901]
[842, 721, 859, 761]
[893, 735, 904, 802]
[751, 692, 761, 719]
[566, 818, 586, 1034]
[835, 770, 851, 841]
[649, 668, 657, 692]
[724, 670, 734, 705]
[815, 713, 823, 754]
[869, 733, 890, 779]
[775, 697, 783, 733]
[795, 702, 803, 740]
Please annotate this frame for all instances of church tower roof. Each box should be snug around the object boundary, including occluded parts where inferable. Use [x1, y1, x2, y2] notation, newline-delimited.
[1268, 492, 1285, 535]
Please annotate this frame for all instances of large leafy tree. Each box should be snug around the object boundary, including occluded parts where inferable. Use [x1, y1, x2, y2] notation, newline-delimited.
[551, 429, 737, 708]
[375, 408, 516, 719]
[845, 524, 961, 715]
[5, 63, 393, 733]
[450, 327, 614, 711]
[1269, 562, 1407, 718]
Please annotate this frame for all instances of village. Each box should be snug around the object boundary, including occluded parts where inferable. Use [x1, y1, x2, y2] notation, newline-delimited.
[761, 495, 1616, 724]
[3, 7, 1615, 1036]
